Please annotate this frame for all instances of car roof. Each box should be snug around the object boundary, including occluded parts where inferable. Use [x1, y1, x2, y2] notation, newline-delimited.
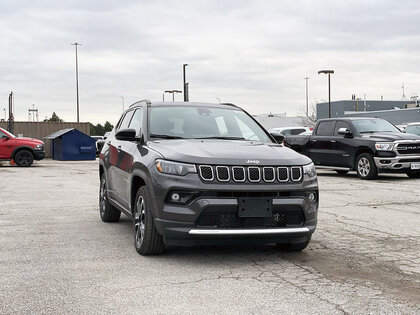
[128, 101, 241, 110]
[317, 117, 382, 122]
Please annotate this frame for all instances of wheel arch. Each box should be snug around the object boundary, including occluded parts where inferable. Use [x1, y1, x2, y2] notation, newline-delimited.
[131, 175, 146, 213]
[353, 146, 374, 168]
[11, 146, 35, 160]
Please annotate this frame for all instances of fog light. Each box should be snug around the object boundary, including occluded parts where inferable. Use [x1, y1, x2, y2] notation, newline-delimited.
[171, 193, 180, 202]
[308, 192, 316, 202]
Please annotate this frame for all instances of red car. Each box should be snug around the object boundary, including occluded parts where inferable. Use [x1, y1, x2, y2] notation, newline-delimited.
[0, 127, 45, 166]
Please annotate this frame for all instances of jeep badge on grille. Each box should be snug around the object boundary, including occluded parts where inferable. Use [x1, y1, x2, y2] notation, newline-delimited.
[246, 159, 260, 164]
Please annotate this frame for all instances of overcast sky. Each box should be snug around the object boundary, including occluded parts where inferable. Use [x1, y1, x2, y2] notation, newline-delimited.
[1, 0, 419, 124]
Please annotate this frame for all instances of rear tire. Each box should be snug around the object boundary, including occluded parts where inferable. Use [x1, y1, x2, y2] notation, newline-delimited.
[335, 170, 349, 175]
[14, 150, 34, 167]
[133, 186, 165, 255]
[356, 153, 378, 180]
[99, 174, 121, 222]
[277, 236, 311, 252]
[406, 171, 420, 178]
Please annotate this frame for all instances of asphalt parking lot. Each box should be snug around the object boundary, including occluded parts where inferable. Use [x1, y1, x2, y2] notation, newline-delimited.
[0, 160, 419, 314]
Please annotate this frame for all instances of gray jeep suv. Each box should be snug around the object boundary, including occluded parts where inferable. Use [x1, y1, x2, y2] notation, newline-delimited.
[99, 100, 318, 255]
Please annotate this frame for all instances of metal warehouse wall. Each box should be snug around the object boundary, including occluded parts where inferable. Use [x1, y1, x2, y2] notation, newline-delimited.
[0, 121, 90, 158]
[316, 100, 410, 119]
[343, 108, 420, 125]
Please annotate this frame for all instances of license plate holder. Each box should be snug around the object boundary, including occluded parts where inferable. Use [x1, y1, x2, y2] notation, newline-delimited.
[411, 163, 420, 170]
[238, 198, 272, 218]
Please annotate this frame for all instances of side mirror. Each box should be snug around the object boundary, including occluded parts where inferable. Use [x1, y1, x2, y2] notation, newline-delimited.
[115, 128, 141, 142]
[270, 132, 284, 144]
[338, 127, 353, 137]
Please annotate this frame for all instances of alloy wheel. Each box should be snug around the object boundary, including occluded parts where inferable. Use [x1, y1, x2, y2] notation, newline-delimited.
[100, 178, 107, 216]
[358, 157, 370, 177]
[16, 152, 32, 166]
[134, 196, 146, 248]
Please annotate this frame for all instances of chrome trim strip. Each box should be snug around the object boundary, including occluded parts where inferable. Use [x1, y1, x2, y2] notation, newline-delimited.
[291, 166, 302, 181]
[198, 165, 214, 181]
[189, 227, 310, 235]
[248, 166, 261, 182]
[315, 166, 351, 171]
[216, 166, 230, 182]
[232, 166, 246, 182]
[263, 167, 275, 182]
[277, 167, 289, 182]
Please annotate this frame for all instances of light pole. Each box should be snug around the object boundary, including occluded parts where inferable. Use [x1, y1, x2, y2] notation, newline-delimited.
[216, 97, 221, 103]
[318, 70, 334, 118]
[71, 42, 82, 122]
[183, 64, 188, 102]
[165, 90, 182, 102]
[121, 96, 125, 112]
[304, 77, 309, 117]
[3, 108, 6, 121]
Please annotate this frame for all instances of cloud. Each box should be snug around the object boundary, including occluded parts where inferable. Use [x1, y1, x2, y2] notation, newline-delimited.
[0, 0, 419, 124]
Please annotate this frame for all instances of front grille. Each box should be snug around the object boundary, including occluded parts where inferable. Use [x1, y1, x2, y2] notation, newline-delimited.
[198, 165, 304, 183]
[199, 165, 213, 181]
[291, 167, 302, 181]
[248, 167, 261, 182]
[216, 166, 230, 181]
[196, 209, 304, 228]
[397, 143, 420, 155]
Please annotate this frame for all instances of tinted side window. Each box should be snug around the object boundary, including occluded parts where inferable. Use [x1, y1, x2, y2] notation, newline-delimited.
[118, 111, 134, 130]
[128, 109, 143, 136]
[334, 121, 351, 136]
[280, 129, 291, 136]
[291, 129, 306, 135]
[316, 121, 335, 136]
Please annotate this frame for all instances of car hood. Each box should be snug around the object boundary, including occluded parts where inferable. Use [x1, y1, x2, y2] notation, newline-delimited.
[360, 132, 420, 142]
[16, 137, 44, 145]
[147, 139, 312, 166]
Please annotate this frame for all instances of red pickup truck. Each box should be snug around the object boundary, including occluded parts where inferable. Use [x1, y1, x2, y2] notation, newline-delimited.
[0, 127, 45, 166]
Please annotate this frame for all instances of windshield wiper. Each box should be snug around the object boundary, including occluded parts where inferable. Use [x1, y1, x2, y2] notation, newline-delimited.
[149, 134, 184, 139]
[194, 136, 246, 140]
[360, 131, 378, 133]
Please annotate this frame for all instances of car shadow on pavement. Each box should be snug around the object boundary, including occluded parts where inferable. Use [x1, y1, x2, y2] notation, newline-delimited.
[317, 171, 412, 181]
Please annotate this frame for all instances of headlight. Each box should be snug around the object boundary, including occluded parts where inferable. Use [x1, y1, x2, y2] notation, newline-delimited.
[302, 162, 316, 179]
[375, 142, 395, 151]
[155, 159, 197, 176]
[34, 144, 43, 150]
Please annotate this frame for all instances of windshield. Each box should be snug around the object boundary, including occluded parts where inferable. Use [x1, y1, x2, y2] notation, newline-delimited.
[352, 119, 400, 133]
[0, 128, 16, 138]
[405, 125, 420, 136]
[149, 106, 271, 142]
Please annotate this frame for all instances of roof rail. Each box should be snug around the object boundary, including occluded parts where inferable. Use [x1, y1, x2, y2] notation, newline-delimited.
[220, 102, 239, 108]
[129, 99, 152, 108]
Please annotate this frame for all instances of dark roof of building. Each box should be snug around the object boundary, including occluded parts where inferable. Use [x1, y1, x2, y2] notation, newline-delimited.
[44, 128, 75, 139]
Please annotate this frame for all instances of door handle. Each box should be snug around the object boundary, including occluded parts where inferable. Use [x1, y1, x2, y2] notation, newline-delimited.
[117, 145, 122, 152]
[331, 140, 336, 143]
[311, 140, 317, 143]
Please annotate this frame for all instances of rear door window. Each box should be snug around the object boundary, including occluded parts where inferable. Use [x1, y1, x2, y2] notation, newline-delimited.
[291, 128, 306, 135]
[316, 121, 335, 136]
[118, 111, 134, 130]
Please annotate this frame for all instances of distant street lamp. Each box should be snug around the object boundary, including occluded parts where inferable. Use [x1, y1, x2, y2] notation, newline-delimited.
[165, 90, 182, 102]
[183, 64, 189, 102]
[318, 70, 334, 118]
[71, 42, 82, 122]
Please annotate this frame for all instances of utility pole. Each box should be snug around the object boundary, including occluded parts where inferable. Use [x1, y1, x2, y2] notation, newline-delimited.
[304, 77, 309, 117]
[28, 104, 39, 122]
[71, 43, 81, 122]
[183, 64, 189, 102]
[318, 70, 334, 118]
[120, 96, 125, 112]
[216, 97, 221, 103]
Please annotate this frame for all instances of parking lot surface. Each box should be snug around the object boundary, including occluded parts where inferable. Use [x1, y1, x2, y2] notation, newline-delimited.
[0, 160, 419, 314]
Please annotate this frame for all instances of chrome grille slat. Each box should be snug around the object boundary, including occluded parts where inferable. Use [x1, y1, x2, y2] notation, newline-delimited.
[291, 166, 302, 181]
[263, 167, 275, 182]
[232, 166, 246, 182]
[216, 166, 230, 182]
[277, 167, 289, 182]
[199, 165, 214, 181]
[248, 167, 261, 182]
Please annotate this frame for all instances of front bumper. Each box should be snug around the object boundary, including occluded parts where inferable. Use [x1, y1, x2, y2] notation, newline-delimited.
[374, 155, 420, 171]
[33, 150, 45, 160]
[148, 171, 318, 246]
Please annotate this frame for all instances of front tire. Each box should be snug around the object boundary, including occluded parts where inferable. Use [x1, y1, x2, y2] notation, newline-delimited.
[133, 186, 165, 255]
[406, 171, 420, 178]
[14, 150, 34, 167]
[277, 236, 311, 252]
[99, 174, 121, 222]
[356, 153, 378, 180]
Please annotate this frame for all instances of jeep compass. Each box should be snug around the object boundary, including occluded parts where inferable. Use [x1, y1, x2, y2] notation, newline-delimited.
[99, 101, 318, 255]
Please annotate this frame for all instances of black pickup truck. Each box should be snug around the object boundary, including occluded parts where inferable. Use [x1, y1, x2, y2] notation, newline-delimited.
[284, 117, 420, 179]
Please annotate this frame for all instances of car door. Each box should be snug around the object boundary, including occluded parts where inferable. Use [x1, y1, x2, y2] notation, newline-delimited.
[0, 130, 14, 159]
[108, 110, 134, 204]
[309, 120, 335, 166]
[329, 121, 354, 168]
[116, 108, 143, 210]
